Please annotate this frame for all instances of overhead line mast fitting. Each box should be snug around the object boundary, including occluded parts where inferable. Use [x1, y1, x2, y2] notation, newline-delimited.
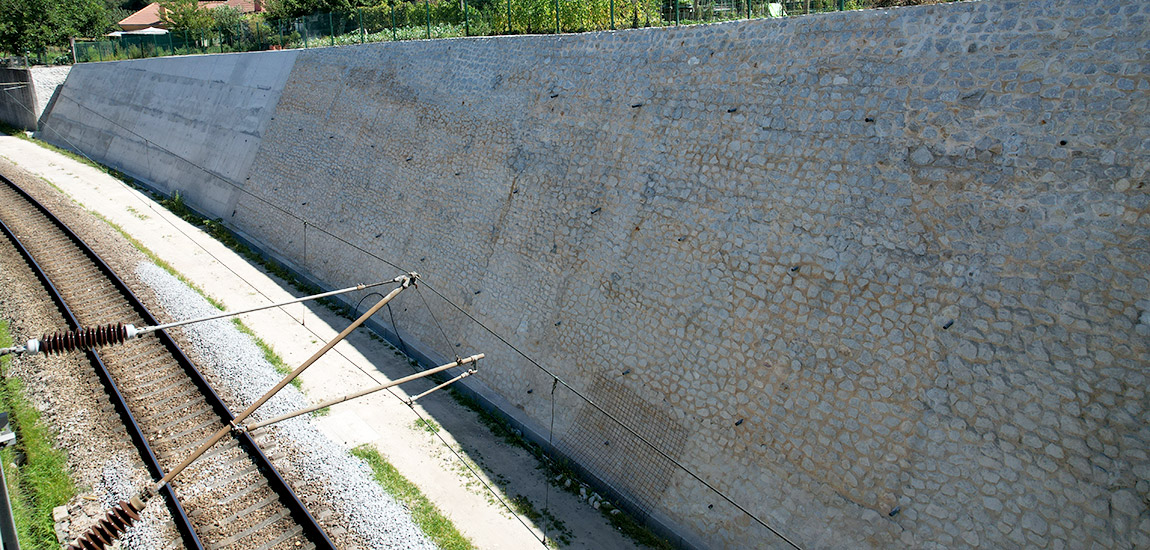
[1, 279, 398, 357]
[65, 272, 484, 550]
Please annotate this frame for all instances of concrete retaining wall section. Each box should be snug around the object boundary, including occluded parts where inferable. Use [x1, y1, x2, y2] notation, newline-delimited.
[38, 0, 1150, 547]
[0, 68, 38, 130]
[37, 52, 298, 216]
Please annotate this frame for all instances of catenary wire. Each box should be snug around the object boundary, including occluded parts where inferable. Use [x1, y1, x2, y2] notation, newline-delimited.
[416, 285, 457, 360]
[1, 87, 548, 543]
[421, 280, 803, 549]
[385, 302, 410, 356]
[544, 376, 559, 547]
[15, 86, 803, 550]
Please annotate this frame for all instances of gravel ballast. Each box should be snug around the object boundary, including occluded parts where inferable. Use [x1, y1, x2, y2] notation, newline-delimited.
[101, 458, 169, 549]
[0, 159, 178, 549]
[136, 261, 438, 550]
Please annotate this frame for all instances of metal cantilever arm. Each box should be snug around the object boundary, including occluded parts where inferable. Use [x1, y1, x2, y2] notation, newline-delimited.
[151, 272, 417, 492]
[243, 353, 483, 432]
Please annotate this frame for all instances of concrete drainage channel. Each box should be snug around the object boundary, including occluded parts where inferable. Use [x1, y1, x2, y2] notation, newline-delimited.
[0, 174, 358, 550]
[0, 139, 682, 550]
[136, 262, 440, 550]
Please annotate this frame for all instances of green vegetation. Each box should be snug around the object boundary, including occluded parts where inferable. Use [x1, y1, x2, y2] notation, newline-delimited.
[446, 390, 673, 549]
[0, 321, 77, 548]
[160, 189, 192, 219]
[412, 418, 441, 435]
[158, 0, 214, 32]
[88, 211, 227, 311]
[0, 0, 107, 56]
[231, 319, 303, 390]
[124, 206, 148, 220]
[0, 123, 135, 185]
[155, 190, 357, 323]
[508, 494, 571, 548]
[604, 504, 674, 550]
[8, 129, 673, 549]
[350, 444, 476, 550]
[56, 0, 964, 65]
[264, 0, 375, 21]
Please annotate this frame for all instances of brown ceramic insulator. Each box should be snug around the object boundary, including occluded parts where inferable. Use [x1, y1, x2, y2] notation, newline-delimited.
[65, 499, 142, 550]
[39, 323, 129, 355]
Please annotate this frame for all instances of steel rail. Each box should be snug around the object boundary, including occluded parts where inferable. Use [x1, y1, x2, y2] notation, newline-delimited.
[0, 175, 335, 550]
[0, 209, 202, 550]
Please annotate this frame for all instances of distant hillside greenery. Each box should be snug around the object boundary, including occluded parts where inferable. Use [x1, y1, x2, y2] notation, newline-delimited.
[264, 0, 954, 24]
[0, 0, 107, 54]
[11, 0, 959, 59]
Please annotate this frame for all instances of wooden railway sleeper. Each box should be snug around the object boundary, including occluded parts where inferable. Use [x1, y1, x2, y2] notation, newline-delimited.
[144, 397, 207, 423]
[131, 367, 182, 391]
[84, 302, 137, 324]
[217, 480, 268, 507]
[219, 495, 281, 525]
[214, 509, 293, 549]
[143, 384, 201, 409]
[201, 465, 260, 493]
[254, 525, 306, 550]
[153, 407, 214, 433]
[65, 273, 418, 549]
[161, 417, 225, 448]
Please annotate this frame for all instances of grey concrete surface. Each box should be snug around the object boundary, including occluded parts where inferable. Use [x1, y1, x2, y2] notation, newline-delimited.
[32, 0, 1150, 547]
[37, 51, 298, 217]
[0, 68, 37, 130]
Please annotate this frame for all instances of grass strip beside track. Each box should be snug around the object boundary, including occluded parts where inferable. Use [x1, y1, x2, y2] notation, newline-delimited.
[0, 320, 77, 549]
[351, 444, 476, 550]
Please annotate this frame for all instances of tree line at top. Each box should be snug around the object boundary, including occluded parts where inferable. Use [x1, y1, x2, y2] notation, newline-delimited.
[1, 0, 951, 60]
[0, 0, 493, 55]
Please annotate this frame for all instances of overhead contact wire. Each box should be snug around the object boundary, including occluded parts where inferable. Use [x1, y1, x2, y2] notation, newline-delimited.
[416, 285, 456, 359]
[421, 278, 803, 550]
[21, 87, 803, 550]
[10, 87, 551, 546]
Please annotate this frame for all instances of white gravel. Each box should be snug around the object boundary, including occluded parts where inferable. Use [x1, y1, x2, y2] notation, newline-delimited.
[29, 65, 71, 121]
[101, 458, 168, 550]
[136, 261, 437, 550]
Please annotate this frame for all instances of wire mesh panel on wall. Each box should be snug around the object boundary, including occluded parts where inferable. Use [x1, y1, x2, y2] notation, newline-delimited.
[554, 374, 689, 514]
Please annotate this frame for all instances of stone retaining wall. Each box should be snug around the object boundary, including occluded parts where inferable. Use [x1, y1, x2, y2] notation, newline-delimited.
[0, 67, 71, 131]
[40, 1, 1150, 547]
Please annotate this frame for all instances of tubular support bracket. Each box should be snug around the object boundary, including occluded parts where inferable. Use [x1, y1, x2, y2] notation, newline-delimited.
[3, 277, 416, 357]
[403, 368, 477, 406]
[64, 271, 427, 550]
[242, 353, 483, 433]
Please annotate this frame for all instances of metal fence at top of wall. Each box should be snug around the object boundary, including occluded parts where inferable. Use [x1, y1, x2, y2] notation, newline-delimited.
[71, 0, 886, 63]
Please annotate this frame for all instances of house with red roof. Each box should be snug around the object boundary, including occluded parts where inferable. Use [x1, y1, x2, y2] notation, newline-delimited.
[118, 0, 264, 32]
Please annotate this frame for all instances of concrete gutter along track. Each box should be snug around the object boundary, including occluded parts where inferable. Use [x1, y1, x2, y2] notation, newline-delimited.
[27, 0, 1150, 547]
[0, 137, 636, 550]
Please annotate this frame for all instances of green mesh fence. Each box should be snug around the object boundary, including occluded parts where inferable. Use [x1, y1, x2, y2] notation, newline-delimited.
[70, 1, 871, 63]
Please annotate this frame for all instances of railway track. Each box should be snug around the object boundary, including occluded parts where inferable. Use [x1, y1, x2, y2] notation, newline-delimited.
[0, 174, 335, 550]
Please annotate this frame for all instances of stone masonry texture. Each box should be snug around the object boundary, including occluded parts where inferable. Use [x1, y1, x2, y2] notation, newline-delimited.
[39, 0, 1150, 548]
[29, 66, 72, 125]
